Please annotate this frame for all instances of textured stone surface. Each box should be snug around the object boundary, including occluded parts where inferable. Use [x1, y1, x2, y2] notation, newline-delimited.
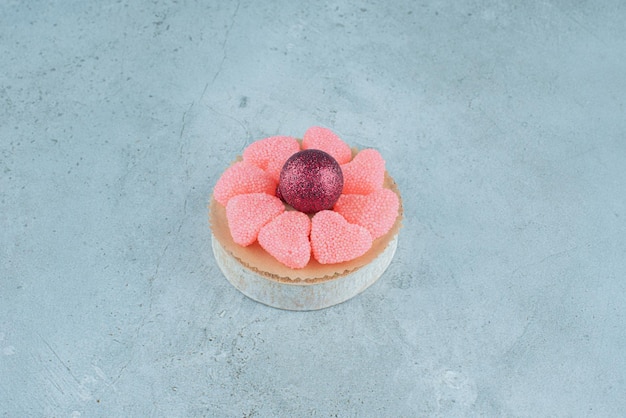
[1, 0, 625, 416]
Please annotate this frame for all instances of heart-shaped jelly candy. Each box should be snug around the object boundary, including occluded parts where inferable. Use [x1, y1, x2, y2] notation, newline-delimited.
[340, 149, 385, 195]
[302, 126, 352, 165]
[243, 136, 301, 182]
[214, 162, 277, 206]
[310, 210, 372, 264]
[258, 211, 312, 269]
[226, 193, 285, 246]
[333, 189, 399, 239]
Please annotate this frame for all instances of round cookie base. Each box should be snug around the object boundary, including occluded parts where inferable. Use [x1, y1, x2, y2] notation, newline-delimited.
[212, 233, 398, 311]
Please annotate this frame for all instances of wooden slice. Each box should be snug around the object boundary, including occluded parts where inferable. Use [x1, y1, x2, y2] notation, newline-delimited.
[212, 233, 398, 311]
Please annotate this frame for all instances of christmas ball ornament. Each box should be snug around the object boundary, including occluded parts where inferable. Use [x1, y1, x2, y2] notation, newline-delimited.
[278, 149, 344, 214]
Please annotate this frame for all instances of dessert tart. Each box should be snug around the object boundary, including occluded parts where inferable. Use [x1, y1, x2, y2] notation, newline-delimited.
[209, 126, 402, 310]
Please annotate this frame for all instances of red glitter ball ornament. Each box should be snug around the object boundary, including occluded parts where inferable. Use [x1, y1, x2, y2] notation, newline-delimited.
[278, 149, 344, 214]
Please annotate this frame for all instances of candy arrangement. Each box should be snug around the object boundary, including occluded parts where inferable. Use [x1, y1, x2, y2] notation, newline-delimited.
[213, 127, 400, 269]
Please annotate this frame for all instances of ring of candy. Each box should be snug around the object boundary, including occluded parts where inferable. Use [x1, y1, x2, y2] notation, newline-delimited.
[213, 127, 400, 269]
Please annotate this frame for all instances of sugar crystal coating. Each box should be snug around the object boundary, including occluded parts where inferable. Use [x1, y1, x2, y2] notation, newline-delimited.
[341, 148, 385, 195]
[310, 210, 372, 264]
[226, 193, 285, 246]
[334, 189, 399, 239]
[302, 126, 352, 164]
[214, 161, 277, 206]
[258, 211, 311, 269]
[243, 135, 300, 182]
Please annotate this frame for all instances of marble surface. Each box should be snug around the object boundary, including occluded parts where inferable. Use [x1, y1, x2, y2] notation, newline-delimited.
[1, 1, 625, 416]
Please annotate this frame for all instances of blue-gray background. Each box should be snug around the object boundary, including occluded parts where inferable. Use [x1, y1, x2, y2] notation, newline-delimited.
[1, 1, 625, 416]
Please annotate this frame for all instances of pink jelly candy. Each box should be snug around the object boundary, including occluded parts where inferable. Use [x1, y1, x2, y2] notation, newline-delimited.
[226, 193, 285, 246]
[243, 135, 301, 182]
[258, 211, 312, 269]
[310, 210, 372, 264]
[214, 161, 277, 206]
[302, 126, 352, 165]
[334, 189, 399, 239]
[341, 148, 385, 195]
